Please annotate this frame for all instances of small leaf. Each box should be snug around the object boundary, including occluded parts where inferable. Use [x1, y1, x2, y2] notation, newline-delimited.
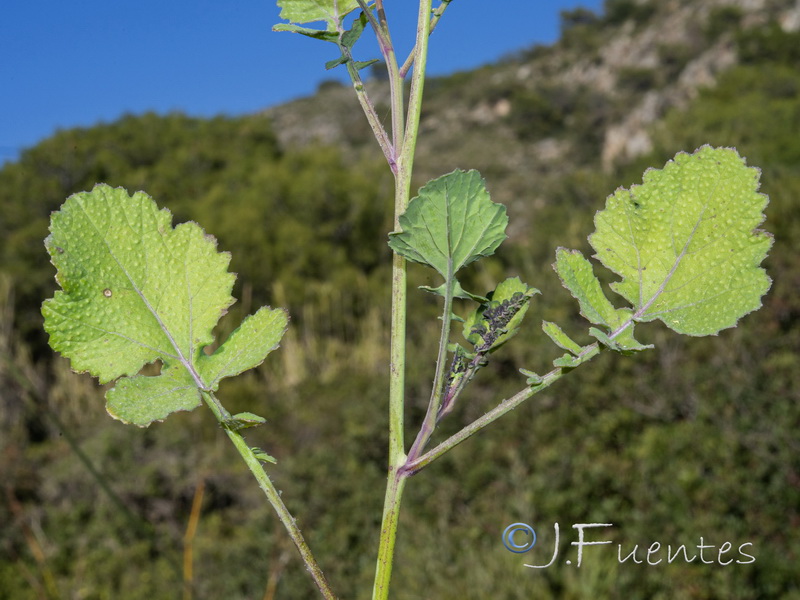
[42, 185, 286, 426]
[388, 170, 508, 281]
[252, 447, 277, 464]
[325, 56, 348, 70]
[519, 368, 543, 386]
[553, 353, 591, 369]
[420, 280, 488, 303]
[590, 146, 772, 336]
[588, 327, 619, 350]
[224, 412, 268, 431]
[278, 11, 374, 70]
[542, 321, 585, 356]
[463, 277, 539, 354]
[353, 59, 379, 71]
[341, 11, 369, 48]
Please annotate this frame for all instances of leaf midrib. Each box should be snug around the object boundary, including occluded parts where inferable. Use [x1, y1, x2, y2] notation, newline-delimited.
[76, 195, 206, 390]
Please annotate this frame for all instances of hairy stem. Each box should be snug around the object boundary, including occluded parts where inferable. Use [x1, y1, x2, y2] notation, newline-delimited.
[399, 0, 452, 78]
[372, 468, 408, 600]
[406, 275, 455, 462]
[338, 17, 396, 170]
[201, 392, 337, 600]
[373, 1, 433, 599]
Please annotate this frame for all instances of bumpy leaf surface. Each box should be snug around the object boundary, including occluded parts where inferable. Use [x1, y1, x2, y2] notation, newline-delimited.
[43, 185, 287, 426]
[590, 146, 772, 336]
[388, 170, 508, 288]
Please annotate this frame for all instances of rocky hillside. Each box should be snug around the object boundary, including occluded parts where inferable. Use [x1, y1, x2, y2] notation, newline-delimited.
[266, 0, 800, 205]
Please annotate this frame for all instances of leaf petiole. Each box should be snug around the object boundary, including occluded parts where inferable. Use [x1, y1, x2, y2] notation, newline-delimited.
[200, 391, 337, 599]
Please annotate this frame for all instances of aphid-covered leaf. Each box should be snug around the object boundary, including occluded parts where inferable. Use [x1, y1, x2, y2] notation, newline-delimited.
[590, 146, 772, 336]
[42, 185, 287, 426]
[462, 277, 538, 354]
[388, 169, 508, 296]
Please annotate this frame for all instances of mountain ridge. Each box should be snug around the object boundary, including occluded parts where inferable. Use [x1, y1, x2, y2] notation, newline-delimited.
[265, 0, 799, 183]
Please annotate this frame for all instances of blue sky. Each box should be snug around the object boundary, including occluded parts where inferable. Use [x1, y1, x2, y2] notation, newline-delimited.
[0, 0, 603, 162]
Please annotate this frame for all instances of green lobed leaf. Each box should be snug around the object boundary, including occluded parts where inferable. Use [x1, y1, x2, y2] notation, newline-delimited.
[352, 59, 379, 71]
[42, 185, 287, 426]
[325, 56, 348, 70]
[590, 146, 772, 336]
[275, 0, 361, 29]
[388, 170, 508, 288]
[589, 318, 653, 353]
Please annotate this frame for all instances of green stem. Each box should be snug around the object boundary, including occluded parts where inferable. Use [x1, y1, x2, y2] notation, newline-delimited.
[201, 392, 337, 600]
[406, 275, 455, 462]
[356, 0, 404, 161]
[372, 2, 432, 599]
[372, 468, 408, 600]
[400, 0, 432, 166]
[399, 0, 452, 78]
[337, 18, 395, 168]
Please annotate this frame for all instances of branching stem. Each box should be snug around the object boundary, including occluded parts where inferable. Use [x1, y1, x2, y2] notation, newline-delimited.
[399, 0, 452, 78]
[403, 343, 603, 475]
